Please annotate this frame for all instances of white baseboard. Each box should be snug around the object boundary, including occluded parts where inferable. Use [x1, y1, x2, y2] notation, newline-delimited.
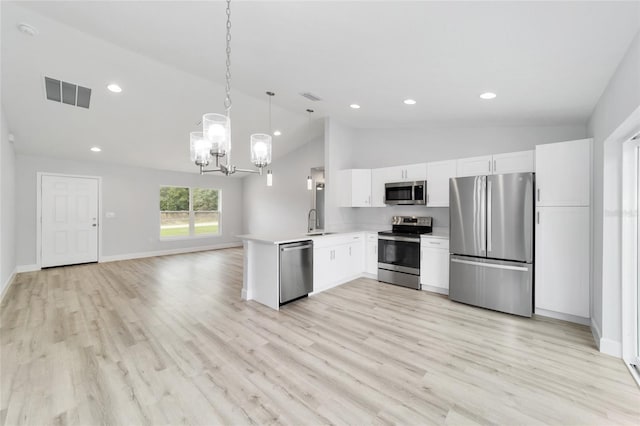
[241, 288, 251, 300]
[600, 337, 622, 357]
[100, 242, 242, 263]
[589, 318, 622, 357]
[421, 284, 449, 295]
[591, 318, 603, 350]
[0, 268, 17, 303]
[534, 308, 590, 326]
[16, 264, 40, 273]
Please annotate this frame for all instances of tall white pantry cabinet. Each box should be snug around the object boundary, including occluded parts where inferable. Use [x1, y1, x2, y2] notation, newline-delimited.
[534, 138, 591, 324]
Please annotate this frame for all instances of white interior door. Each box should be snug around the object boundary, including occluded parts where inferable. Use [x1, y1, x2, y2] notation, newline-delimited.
[41, 175, 99, 268]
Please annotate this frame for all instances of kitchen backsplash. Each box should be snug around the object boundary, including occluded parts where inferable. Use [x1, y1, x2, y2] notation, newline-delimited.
[348, 206, 449, 229]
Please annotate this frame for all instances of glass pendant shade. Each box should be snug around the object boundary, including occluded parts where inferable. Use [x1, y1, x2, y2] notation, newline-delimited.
[307, 176, 313, 190]
[190, 131, 212, 166]
[203, 113, 230, 156]
[266, 170, 273, 186]
[250, 133, 272, 168]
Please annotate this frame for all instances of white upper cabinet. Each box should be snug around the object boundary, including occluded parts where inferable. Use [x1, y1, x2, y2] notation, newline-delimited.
[403, 163, 428, 181]
[426, 160, 457, 207]
[492, 150, 535, 174]
[370, 168, 387, 207]
[535, 139, 591, 207]
[338, 169, 372, 207]
[456, 151, 534, 177]
[456, 155, 493, 177]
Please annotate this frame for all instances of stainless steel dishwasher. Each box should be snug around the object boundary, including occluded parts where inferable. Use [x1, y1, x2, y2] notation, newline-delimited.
[279, 240, 313, 305]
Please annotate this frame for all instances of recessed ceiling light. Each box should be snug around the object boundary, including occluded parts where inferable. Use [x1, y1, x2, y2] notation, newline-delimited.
[350, 104, 361, 109]
[480, 92, 497, 100]
[403, 99, 416, 105]
[90, 147, 101, 152]
[273, 130, 282, 136]
[17, 23, 38, 36]
[107, 83, 122, 93]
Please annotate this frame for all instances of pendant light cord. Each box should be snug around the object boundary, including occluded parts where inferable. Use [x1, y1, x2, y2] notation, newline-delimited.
[224, 0, 232, 114]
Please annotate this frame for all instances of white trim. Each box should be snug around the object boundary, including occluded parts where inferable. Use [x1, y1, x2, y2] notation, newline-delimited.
[421, 284, 449, 295]
[16, 264, 40, 273]
[37, 172, 103, 268]
[591, 318, 603, 350]
[0, 268, 17, 303]
[600, 337, 622, 357]
[535, 308, 590, 326]
[591, 317, 623, 356]
[620, 107, 640, 365]
[99, 241, 242, 263]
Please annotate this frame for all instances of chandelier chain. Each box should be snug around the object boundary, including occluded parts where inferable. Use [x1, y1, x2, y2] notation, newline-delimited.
[224, 0, 232, 113]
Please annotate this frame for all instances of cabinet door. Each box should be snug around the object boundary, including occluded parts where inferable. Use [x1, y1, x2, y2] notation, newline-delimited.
[351, 169, 372, 207]
[426, 160, 456, 207]
[492, 150, 534, 174]
[535, 206, 590, 318]
[348, 237, 364, 277]
[456, 155, 493, 177]
[313, 246, 334, 292]
[404, 163, 427, 181]
[366, 237, 378, 275]
[535, 139, 591, 206]
[338, 169, 372, 207]
[371, 168, 387, 207]
[420, 247, 450, 290]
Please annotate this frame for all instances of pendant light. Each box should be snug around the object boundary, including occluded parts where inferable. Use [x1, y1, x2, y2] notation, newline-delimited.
[189, 0, 273, 183]
[304, 109, 314, 189]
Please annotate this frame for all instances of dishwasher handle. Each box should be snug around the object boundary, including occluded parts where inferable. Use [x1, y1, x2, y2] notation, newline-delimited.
[280, 241, 313, 252]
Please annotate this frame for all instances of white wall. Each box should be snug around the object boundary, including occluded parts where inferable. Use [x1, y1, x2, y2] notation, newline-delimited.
[15, 155, 244, 267]
[0, 107, 17, 295]
[242, 135, 324, 235]
[588, 30, 640, 356]
[339, 124, 587, 228]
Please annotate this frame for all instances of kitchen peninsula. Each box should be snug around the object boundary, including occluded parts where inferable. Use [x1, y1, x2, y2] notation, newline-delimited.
[239, 231, 380, 309]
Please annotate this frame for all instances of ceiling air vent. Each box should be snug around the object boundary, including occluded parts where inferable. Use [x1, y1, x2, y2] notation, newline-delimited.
[300, 92, 322, 102]
[44, 76, 91, 109]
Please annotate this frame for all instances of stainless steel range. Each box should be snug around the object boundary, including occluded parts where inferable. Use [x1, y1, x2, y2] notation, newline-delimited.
[378, 216, 432, 289]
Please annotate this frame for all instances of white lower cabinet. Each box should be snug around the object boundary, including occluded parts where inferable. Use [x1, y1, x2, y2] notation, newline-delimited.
[313, 234, 364, 293]
[535, 206, 590, 320]
[365, 233, 378, 275]
[420, 237, 450, 294]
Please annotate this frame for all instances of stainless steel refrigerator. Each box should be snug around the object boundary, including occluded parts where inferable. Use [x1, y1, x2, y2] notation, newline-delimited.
[449, 173, 534, 317]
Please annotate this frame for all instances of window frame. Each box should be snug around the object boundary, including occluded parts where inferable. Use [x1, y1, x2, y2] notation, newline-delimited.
[159, 185, 222, 240]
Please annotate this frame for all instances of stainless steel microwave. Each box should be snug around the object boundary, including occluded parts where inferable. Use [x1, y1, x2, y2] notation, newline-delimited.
[384, 181, 427, 205]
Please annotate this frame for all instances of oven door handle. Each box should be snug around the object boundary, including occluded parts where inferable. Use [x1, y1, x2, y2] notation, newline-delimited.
[378, 235, 419, 243]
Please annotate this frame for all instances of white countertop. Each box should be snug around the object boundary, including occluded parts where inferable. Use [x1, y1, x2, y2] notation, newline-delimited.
[422, 227, 450, 239]
[238, 228, 389, 245]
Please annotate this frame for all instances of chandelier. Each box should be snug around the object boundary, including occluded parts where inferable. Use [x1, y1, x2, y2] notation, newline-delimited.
[189, 0, 273, 185]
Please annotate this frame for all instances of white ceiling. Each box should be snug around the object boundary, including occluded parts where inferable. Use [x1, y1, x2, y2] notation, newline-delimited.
[2, 1, 640, 173]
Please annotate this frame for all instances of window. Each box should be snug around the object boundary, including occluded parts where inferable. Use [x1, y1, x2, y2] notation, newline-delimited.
[159, 186, 220, 238]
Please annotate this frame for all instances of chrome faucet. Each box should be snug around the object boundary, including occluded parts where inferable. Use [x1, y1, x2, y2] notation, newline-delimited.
[307, 209, 317, 232]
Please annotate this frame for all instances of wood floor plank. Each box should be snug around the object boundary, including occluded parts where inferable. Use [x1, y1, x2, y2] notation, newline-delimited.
[1, 247, 639, 425]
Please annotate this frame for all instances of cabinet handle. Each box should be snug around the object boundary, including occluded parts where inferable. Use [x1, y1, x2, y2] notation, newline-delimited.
[537, 211, 540, 224]
[537, 188, 540, 202]
[493, 159, 496, 172]
[488, 160, 491, 171]
[349, 247, 352, 256]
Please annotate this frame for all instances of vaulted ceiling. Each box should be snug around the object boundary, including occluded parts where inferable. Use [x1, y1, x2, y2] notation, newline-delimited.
[2, 1, 639, 173]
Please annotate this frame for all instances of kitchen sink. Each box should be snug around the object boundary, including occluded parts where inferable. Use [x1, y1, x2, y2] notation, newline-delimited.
[306, 231, 335, 236]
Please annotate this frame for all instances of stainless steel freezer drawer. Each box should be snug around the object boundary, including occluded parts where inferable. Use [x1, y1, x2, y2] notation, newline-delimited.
[449, 255, 533, 317]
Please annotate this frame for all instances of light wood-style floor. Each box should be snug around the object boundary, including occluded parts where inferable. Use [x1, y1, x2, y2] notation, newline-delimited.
[1, 247, 639, 425]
